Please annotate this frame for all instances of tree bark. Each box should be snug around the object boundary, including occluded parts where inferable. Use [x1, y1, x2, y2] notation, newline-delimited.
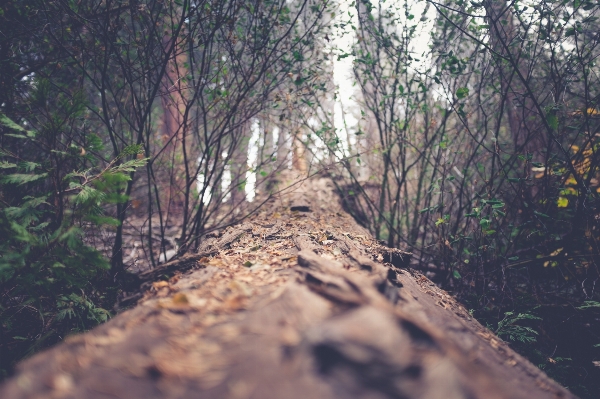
[0, 177, 575, 399]
[230, 119, 250, 209]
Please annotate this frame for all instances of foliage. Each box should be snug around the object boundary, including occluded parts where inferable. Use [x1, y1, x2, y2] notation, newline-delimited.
[0, 104, 147, 377]
[468, 296, 600, 397]
[494, 311, 541, 344]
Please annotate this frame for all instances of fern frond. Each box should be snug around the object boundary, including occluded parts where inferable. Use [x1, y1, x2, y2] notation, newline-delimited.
[1, 173, 48, 185]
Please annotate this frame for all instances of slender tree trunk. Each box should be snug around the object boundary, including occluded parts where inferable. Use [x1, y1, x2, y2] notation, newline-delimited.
[277, 114, 289, 171]
[292, 127, 308, 174]
[230, 119, 250, 209]
[258, 114, 276, 195]
[158, 32, 188, 217]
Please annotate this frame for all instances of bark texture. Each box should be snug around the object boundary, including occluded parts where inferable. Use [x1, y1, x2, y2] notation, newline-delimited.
[0, 178, 576, 399]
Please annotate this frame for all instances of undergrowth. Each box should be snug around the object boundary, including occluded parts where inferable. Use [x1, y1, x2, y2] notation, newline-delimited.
[0, 101, 147, 378]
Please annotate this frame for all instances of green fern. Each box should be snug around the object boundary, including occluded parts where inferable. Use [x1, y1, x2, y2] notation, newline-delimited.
[1, 107, 147, 376]
[577, 301, 600, 310]
[495, 312, 542, 343]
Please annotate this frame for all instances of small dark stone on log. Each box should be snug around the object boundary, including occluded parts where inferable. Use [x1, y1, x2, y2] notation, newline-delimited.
[290, 205, 311, 212]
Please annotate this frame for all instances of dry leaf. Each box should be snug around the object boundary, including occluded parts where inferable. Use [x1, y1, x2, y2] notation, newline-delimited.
[153, 281, 169, 290]
[172, 293, 189, 305]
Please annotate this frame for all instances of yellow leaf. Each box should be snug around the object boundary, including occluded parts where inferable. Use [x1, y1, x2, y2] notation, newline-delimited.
[565, 176, 578, 186]
[172, 293, 189, 305]
[153, 281, 169, 290]
[562, 187, 577, 195]
[550, 247, 563, 256]
[557, 197, 569, 208]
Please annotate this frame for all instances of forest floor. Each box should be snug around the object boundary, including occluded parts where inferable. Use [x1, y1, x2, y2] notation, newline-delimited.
[0, 176, 577, 399]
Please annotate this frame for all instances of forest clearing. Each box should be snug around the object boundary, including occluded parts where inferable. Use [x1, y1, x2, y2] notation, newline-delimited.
[1, 0, 599, 397]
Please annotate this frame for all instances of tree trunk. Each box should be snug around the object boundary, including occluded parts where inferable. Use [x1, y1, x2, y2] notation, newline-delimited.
[0, 177, 575, 399]
[257, 114, 276, 195]
[230, 120, 250, 209]
[156, 26, 189, 217]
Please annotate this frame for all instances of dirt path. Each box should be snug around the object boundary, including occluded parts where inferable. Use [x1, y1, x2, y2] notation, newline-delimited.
[0, 178, 576, 399]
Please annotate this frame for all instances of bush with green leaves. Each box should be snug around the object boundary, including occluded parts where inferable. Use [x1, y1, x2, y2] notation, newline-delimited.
[0, 104, 147, 377]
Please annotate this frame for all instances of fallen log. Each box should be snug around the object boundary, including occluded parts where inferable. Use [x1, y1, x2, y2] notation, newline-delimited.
[0, 178, 575, 399]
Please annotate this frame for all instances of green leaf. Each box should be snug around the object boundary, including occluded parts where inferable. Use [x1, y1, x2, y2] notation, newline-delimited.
[86, 215, 121, 226]
[119, 144, 144, 158]
[0, 161, 17, 169]
[482, 199, 501, 205]
[577, 301, 600, 310]
[30, 222, 50, 231]
[557, 197, 569, 208]
[0, 114, 27, 132]
[453, 270, 462, 279]
[3, 133, 29, 140]
[18, 161, 40, 172]
[1, 173, 48, 185]
[22, 195, 49, 209]
[456, 87, 469, 99]
[75, 186, 105, 205]
[112, 158, 148, 174]
[546, 113, 558, 131]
